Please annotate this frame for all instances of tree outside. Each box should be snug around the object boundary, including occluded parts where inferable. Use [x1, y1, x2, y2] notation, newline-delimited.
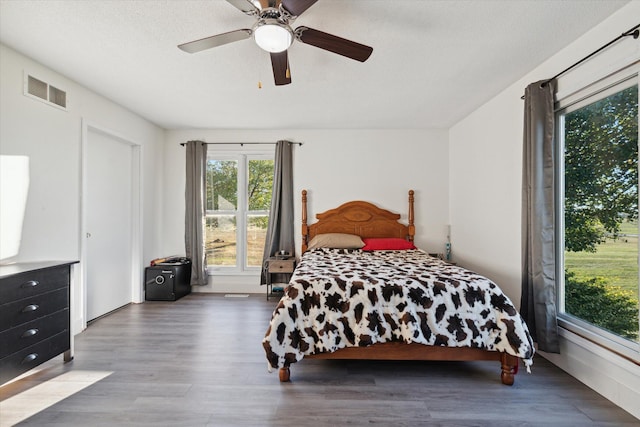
[248, 159, 274, 229]
[564, 86, 638, 252]
[563, 84, 639, 341]
[207, 160, 238, 211]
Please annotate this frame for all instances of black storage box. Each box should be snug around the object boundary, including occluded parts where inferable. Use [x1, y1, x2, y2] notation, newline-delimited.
[145, 260, 191, 301]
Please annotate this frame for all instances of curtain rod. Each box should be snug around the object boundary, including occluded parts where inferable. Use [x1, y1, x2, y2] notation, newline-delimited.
[180, 142, 302, 146]
[521, 23, 639, 99]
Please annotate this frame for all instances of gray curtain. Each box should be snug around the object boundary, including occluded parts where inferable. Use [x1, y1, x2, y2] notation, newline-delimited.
[521, 80, 560, 353]
[261, 140, 294, 285]
[185, 140, 208, 286]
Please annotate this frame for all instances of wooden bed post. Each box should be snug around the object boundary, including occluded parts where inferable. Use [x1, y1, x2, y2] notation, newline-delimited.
[301, 190, 309, 253]
[500, 352, 516, 386]
[408, 190, 415, 242]
[279, 367, 290, 382]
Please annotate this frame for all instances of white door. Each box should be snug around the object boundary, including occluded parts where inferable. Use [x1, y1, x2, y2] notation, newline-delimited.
[85, 128, 133, 321]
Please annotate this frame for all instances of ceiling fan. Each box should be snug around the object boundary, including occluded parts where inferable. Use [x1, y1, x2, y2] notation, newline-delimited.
[178, 0, 373, 86]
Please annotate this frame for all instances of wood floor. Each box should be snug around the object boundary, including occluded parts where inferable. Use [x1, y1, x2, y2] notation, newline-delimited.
[1, 293, 638, 427]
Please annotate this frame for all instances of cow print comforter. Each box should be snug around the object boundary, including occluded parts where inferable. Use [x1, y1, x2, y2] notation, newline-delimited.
[263, 248, 535, 372]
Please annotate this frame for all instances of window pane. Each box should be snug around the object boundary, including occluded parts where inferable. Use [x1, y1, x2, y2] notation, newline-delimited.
[248, 159, 274, 211]
[563, 84, 639, 343]
[204, 154, 274, 271]
[247, 215, 268, 267]
[207, 160, 237, 211]
[206, 215, 237, 266]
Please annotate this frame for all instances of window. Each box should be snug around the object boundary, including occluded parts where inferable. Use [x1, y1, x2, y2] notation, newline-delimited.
[557, 71, 639, 359]
[205, 151, 274, 273]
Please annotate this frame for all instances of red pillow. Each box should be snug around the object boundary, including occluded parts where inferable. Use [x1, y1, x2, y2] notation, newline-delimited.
[362, 238, 416, 251]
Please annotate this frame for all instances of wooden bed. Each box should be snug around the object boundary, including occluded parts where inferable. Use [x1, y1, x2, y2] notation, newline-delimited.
[276, 189, 521, 385]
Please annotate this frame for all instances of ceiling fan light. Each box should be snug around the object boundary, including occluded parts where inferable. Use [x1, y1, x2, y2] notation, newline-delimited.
[254, 24, 292, 53]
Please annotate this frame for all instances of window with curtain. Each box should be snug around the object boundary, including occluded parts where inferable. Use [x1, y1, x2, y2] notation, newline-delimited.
[206, 151, 274, 272]
[556, 69, 639, 360]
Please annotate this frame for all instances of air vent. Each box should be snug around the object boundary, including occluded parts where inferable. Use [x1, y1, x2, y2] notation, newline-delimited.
[27, 75, 47, 100]
[24, 72, 67, 110]
[48, 85, 66, 108]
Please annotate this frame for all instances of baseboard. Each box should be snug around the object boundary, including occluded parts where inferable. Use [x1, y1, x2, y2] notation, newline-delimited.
[192, 273, 264, 294]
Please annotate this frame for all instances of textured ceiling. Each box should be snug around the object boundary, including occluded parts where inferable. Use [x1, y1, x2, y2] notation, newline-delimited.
[0, 0, 630, 130]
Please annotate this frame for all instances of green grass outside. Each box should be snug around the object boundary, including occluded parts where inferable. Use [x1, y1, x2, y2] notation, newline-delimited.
[206, 227, 266, 267]
[564, 220, 639, 300]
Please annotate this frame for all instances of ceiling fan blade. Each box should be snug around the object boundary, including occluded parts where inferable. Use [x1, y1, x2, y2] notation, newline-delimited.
[226, 0, 260, 16]
[178, 29, 252, 53]
[281, 0, 318, 17]
[296, 26, 373, 62]
[271, 51, 291, 86]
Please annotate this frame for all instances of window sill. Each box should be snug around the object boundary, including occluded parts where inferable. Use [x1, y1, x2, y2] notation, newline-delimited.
[558, 316, 639, 365]
[207, 269, 260, 277]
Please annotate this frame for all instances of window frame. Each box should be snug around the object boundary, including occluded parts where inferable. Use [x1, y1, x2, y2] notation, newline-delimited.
[555, 66, 640, 362]
[205, 148, 274, 275]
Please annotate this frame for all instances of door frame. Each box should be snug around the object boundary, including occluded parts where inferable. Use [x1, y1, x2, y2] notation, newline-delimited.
[79, 119, 143, 331]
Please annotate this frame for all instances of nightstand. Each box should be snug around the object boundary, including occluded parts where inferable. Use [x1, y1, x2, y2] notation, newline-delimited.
[265, 257, 295, 300]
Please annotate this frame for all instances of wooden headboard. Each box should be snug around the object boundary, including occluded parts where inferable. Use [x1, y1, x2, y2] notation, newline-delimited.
[301, 190, 415, 252]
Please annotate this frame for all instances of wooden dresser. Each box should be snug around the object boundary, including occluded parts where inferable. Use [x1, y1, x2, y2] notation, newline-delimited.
[0, 261, 76, 385]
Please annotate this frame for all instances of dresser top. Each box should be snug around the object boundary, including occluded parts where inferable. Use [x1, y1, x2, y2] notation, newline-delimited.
[0, 261, 79, 279]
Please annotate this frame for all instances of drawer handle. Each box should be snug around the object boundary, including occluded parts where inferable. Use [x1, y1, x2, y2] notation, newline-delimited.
[21, 280, 39, 288]
[21, 328, 39, 338]
[21, 304, 40, 313]
[21, 353, 39, 364]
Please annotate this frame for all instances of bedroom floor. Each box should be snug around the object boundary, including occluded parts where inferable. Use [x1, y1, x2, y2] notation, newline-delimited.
[0, 293, 638, 427]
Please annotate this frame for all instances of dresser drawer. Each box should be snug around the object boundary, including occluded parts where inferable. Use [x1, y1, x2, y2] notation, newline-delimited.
[0, 288, 68, 331]
[0, 265, 70, 304]
[268, 260, 295, 273]
[0, 309, 69, 359]
[0, 331, 70, 385]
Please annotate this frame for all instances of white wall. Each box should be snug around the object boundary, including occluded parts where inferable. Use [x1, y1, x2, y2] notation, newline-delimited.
[0, 44, 165, 333]
[449, 2, 640, 418]
[164, 129, 449, 293]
